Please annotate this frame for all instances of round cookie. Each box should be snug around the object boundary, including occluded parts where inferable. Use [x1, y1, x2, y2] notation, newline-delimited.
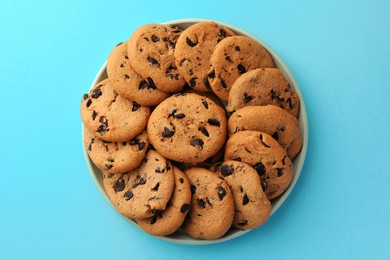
[226, 68, 300, 117]
[103, 150, 175, 219]
[181, 168, 234, 240]
[212, 161, 271, 230]
[107, 41, 170, 106]
[127, 24, 186, 93]
[224, 130, 293, 200]
[175, 21, 236, 92]
[207, 36, 275, 102]
[81, 79, 151, 142]
[84, 128, 149, 174]
[137, 166, 191, 236]
[228, 105, 303, 159]
[147, 93, 227, 163]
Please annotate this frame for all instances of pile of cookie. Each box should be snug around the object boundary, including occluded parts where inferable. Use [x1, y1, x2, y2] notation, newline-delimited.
[81, 21, 302, 240]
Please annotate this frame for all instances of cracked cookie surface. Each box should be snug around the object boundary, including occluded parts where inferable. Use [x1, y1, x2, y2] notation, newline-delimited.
[147, 93, 227, 163]
[103, 150, 175, 219]
[127, 24, 185, 93]
[80, 79, 151, 142]
[224, 130, 293, 200]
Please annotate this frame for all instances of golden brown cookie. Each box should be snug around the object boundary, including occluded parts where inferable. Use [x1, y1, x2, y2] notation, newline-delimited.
[174, 21, 236, 92]
[107, 41, 170, 106]
[181, 168, 234, 240]
[127, 24, 186, 93]
[228, 105, 302, 159]
[137, 166, 191, 236]
[226, 68, 300, 117]
[212, 161, 271, 230]
[80, 79, 151, 142]
[103, 150, 174, 219]
[224, 130, 293, 200]
[207, 36, 274, 102]
[84, 128, 149, 174]
[147, 93, 227, 163]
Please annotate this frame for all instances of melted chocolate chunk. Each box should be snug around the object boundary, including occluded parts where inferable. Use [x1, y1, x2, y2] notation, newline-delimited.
[243, 193, 249, 205]
[124, 190, 133, 200]
[186, 36, 198, 47]
[114, 178, 125, 192]
[237, 64, 247, 74]
[162, 127, 175, 137]
[173, 113, 185, 119]
[220, 28, 227, 37]
[132, 176, 146, 188]
[151, 35, 159, 42]
[220, 164, 234, 177]
[91, 88, 102, 99]
[208, 118, 220, 127]
[190, 139, 204, 148]
[147, 77, 157, 89]
[147, 57, 159, 67]
[254, 162, 266, 175]
[151, 182, 160, 191]
[217, 187, 226, 200]
[132, 102, 140, 111]
[198, 127, 209, 137]
[180, 204, 190, 213]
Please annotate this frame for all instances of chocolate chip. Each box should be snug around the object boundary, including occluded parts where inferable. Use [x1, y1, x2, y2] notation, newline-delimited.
[138, 141, 145, 151]
[271, 89, 277, 99]
[83, 94, 88, 100]
[124, 190, 133, 200]
[151, 182, 160, 191]
[214, 162, 223, 171]
[198, 127, 209, 137]
[125, 74, 130, 80]
[92, 110, 97, 120]
[130, 138, 139, 145]
[152, 209, 163, 218]
[105, 164, 113, 170]
[202, 99, 209, 109]
[220, 164, 234, 177]
[147, 57, 159, 67]
[86, 99, 92, 107]
[237, 64, 247, 74]
[155, 167, 165, 173]
[114, 178, 125, 192]
[150, 215, 157, 225]
[208, 118, 220, 127]
[243, 193, 249, 205]
[132, 176, 146, 188]
[146, 77, 157, 89]
[237, 220, 248, 226]
[232, 157, 241, 162]
[208, 70, 215, 79]
[191, 185, 196, 195]
[282, 156, 287, 165]
[220, 78, 227, 88]
[186, 36, 198, 47]
[151, 35, 159, 42]
[204, 77, 211, 89]
[132, 101, 140, 111]
[162, 127, 175, 137]
[254, 162, 266, 175]
[219, 28, 227, 37]
[91, 88, 102, 99]
[166, 163, 171, 171]
[179, 178, 184, 184]
[217, 187, 226, 200]
[168, 109, 177, 118]
[206, 197, 212, 206]
[168, 40, 176, 49]
[197, 198, 206, 208]
[235, 46, 240, 51]
[277, 168, 284, 177]
[173, 113, 185, 119]
[189, 77, 197, 88]
[260, 134, 271, 148]
[272, 131, 279, 140]
[190, 139, 204, 148]
[138, 80, 148, 90]
[180, 204, 190, 214]
[243, 93, 253, 103]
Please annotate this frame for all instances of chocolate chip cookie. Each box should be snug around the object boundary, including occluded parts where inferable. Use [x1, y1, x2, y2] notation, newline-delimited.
[181, 167, 234, 240]
[174, 21, 236, 92]
[147, 93, 227, 163]
[228, 105, 302, 159]
[84, 128, 149, 174]
[107, 41, 170, 106]
[226, 68, 300, 117]
[224, 130, 293, 200]
[137, 166, 191, 236]
[81, 79, 151, 142]
[208, 36, 275, 102]
[212, 161, 271, 230]
[127, 24, 185, 93]
[103, 150, 175, 219]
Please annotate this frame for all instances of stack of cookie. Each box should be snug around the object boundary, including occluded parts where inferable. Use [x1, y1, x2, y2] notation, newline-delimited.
[80, 21, 303, 240]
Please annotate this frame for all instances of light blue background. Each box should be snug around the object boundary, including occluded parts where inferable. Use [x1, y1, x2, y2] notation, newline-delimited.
[0, 0, 389, 259]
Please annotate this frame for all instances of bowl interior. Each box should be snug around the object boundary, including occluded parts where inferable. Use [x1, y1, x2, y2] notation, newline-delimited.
[82, 18, 308, 245]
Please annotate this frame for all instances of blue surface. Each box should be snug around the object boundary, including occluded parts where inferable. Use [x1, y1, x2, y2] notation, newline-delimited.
[0, 0, 389, 259]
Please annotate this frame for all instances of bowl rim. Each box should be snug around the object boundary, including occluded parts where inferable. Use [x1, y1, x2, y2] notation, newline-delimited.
[82, 18, 308, 245]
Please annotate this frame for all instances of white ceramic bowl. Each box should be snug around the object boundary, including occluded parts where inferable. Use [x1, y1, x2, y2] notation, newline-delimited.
[82, 18, 308, 245]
